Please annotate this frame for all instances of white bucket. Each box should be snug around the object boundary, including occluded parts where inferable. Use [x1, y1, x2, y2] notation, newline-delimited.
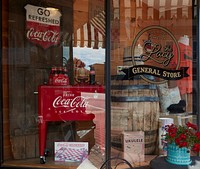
[158, 118, 174, 155]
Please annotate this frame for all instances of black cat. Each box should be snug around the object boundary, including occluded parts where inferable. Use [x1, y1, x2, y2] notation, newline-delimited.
[167, 100, 186, 114]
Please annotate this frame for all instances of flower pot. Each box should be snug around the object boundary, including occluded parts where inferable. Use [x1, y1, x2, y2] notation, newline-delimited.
[166, 142, 192, 165]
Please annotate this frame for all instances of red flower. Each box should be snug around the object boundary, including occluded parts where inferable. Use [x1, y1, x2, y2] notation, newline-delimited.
[175, 138, 181, 145]
[179, 141, 188, 148]
[192, 143, 200, 152]
[179, 133, 187, 140]
[186, 122, 198, 130]
[196, 132, 200, 139]
[165, 122, 200, 152]
[169, 132, 176, 138]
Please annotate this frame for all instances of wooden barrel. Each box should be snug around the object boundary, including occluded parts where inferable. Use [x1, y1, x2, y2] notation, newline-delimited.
[111, 78, 160, 155]
[123, 46, 144, 66]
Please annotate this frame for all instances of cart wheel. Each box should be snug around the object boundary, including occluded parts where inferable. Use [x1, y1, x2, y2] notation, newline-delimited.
[44, 149, 49, 157]
[40, 156, 46, 164]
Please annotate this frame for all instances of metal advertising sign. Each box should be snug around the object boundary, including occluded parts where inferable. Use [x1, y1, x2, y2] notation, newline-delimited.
[25, 4, 61, 49]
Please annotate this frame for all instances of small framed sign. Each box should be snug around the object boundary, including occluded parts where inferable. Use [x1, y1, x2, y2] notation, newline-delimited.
[54, 142, 88, 162]
[123, 131, 144, 163]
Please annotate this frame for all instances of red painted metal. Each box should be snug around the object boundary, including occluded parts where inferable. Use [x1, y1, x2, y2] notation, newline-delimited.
[38, 85, 104, 158]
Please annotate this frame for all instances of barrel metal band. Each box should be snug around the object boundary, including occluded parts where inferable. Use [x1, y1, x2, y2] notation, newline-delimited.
[111, 84, 157, 90]
[111, 96, 159, 102]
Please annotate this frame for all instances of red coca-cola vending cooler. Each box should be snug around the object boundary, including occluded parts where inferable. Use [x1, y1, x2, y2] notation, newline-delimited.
[38, 85, 104, 164]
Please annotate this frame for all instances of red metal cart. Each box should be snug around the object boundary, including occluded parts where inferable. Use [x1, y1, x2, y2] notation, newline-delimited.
[38, 85, 104, 164]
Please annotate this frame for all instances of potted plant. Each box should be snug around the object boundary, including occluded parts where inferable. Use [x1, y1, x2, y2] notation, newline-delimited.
[164, 122, 200, 165]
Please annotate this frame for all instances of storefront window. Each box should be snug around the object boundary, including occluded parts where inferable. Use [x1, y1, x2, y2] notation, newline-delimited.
[110, 0, 197, 167]
[2, 0, 105, 168]
[1, 0, 199, 169]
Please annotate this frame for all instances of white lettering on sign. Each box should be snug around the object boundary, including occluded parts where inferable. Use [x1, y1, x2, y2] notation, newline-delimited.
[26, 28, 59, 43]
[54, 77, 69, 85]
[25, 4, 61, 49]
[25, 4, 61, 26]
[53, 96, 89, 109]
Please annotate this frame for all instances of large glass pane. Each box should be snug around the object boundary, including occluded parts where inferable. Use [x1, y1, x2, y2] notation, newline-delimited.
[73, 0, 106, 168]
[2, 0, 105, 168]
[110, 0, 195, 168]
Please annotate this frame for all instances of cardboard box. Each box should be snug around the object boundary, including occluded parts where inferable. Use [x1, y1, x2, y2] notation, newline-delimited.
[123, 131, 144, 163]
[54, 142, 88, 162]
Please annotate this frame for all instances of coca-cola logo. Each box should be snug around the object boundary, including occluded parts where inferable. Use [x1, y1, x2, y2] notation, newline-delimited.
[27, 28, 59, 43]
[55, 77, 68, 83]
[25, 4, 61, 49]
[53, 96, 89, 110]
[53, 76, 69, 85]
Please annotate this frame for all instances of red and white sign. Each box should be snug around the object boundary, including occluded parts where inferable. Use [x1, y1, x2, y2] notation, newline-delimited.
[25, 4, 61, 49]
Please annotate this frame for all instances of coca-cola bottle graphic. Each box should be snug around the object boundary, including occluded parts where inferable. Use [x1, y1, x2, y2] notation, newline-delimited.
[52, 67, 59, 85]
[58, 66, 63, 75]
[48, 67, 56, 85]
[89, 65, 95, 85]
[52, 66, 70, 86]
[54, 67, 59, 77]
[63, 67, 69, 85]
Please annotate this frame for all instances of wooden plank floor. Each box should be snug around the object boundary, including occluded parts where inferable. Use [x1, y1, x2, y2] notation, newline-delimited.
[2, 157, 80, 169]
[2, 155, 156, 169]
